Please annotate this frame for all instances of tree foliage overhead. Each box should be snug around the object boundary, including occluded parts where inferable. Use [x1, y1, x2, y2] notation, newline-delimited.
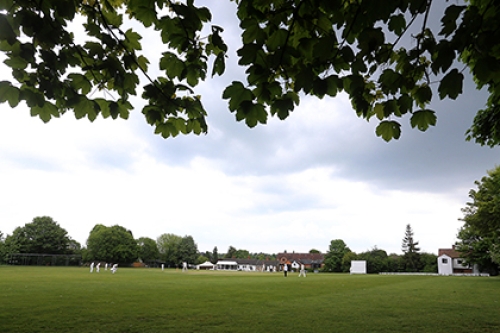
[1, 0, 500, 144]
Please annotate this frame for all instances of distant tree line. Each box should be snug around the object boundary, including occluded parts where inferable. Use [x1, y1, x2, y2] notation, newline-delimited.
[0, 218, 436, 272]
[0, 216, 276, 267]
[0, 217, 433, 272]
[6, 213, 498, 275]
[323, 225, 438, 274]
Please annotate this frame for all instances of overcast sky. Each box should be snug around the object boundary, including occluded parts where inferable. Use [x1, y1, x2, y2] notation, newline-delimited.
[1, 2, 498, 256]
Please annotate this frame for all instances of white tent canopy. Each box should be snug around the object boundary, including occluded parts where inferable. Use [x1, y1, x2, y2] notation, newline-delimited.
[197, 261, 215, 270]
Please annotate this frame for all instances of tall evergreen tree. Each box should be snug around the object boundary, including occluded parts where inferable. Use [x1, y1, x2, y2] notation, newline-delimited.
[401, 224, 421, 271]
[212, 246, 219, 264]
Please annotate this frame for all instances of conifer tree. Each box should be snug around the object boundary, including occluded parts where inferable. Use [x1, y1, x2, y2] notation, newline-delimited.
[402, 224, 421, 271]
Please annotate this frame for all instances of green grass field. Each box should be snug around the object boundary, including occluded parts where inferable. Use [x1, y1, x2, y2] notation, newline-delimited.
[0, 266, 498, 333]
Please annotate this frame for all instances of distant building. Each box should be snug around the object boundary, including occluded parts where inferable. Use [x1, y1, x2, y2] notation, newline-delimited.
[437, 245, 477, 275]
[214, 259, 279, 272]
[276, 252, 324, 271]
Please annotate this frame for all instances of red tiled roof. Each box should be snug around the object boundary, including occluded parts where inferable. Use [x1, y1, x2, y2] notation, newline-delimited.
[438, 246, 461, 258]
[277, 253, 324, 262]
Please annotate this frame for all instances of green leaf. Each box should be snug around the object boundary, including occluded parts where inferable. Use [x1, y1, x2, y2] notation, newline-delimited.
[325, 75, 342, 97]
[439, 5, 466, 37]
[271, 97, 294, 120]
[388, 14, 406, 36]
[109, 101, 120, 119]
[222, 81, 254, 111]
[266, 29, 288, 52]
[473, 58, 495, 83]
[118, 100, 132, 119]
[192, 119, 202, 134]
[124, 29, 142, 50]
[95, 98, 110, 118]
[123, 73, 139, 94]
[31, 102, 59, 123]
[397, 94, 413, 115]
[137, 55, 150, 71]
[21, 88, 45, 107]
[376, 121, 401, 142]
[131, 5, 157, 27]
[212, 53, 225, 77]
[379, 69, 401, 94]
[84, 41, 105, 58]
[438, 68, 463, 100]
[431, 41, 455, 74]
[208, 29, 228, 54]
[0, 81, 20, 107]
[374, 103, 384, 120]
[68, 73, 92, 95]
[0, 13, 17, 44]
[241, 19, 265, 44]
[186, 64, 201, 87]
[101, 8, 123, 28]
[294, 68, 315, 93]
[237, 43, 262, 66]
[160, 52, 185, 79]
[241, 102, 267, 127]
[410, 109, 437, 131]
[4, 56, 28, 69]
[75, 97, 96, 120]
[383, 99, 399, 117]
[196, 6, 212, 22]
[0, 0, 14, 11]
[85, 22, 101, 37]
[413, 85, 432, 107]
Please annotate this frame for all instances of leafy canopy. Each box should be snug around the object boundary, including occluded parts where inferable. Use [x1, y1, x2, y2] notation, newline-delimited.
[323, 239, 351, 272]
[1, 0, 500, 144]
[86, 224, 138, 264]
[457, 166, 500, 273]
[4, 216, 72, 254]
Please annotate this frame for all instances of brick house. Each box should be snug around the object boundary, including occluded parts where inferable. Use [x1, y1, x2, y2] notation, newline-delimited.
[276, 252, 325, 271]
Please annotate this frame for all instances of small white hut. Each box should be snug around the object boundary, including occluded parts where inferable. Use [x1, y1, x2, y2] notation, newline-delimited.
[350, 260, 367, 274]
[437, 254, 453, 275]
